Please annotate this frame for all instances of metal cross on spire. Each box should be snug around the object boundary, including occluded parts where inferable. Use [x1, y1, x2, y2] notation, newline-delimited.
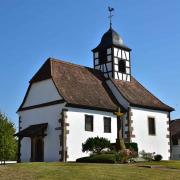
[108, 6, 114, 28]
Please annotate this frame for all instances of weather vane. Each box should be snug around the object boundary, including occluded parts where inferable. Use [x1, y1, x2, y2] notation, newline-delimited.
[108, 6, 114, 28]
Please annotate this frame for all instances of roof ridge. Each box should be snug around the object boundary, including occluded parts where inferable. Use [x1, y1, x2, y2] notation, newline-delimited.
[49, 57, 94, 70]
[48, 57, 103, 76]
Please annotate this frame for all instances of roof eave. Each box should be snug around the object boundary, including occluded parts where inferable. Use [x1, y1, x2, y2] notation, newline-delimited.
[65, 103, 126, 113]
[130, 103, 175, 112]
[92, 44, 132, 52]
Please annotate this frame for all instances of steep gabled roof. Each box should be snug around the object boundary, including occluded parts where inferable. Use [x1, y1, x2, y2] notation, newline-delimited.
[112, 77, 174, 112]
[25, 58, 120, 112]
[19, 58, 174, 112]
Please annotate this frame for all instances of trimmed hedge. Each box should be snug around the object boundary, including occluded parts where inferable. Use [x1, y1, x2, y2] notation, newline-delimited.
[76, 154, 116, 164]
[154, 154, 163, 161]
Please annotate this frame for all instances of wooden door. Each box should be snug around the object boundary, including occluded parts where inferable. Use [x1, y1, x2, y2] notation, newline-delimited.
[31, 137, 44, 162]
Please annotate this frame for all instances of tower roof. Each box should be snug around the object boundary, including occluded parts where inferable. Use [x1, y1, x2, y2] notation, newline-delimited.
[92, 27, 131, 52]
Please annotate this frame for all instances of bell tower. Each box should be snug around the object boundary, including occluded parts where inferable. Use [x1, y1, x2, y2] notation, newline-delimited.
[92, 7, 131, 81]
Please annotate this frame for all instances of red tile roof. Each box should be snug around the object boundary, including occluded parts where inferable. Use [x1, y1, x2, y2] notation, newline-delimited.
[112, 78, 174, 112]
[19, 58, 173, 112]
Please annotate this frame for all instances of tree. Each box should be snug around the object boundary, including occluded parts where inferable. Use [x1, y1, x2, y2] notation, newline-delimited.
[82, 137, 111, 154]
[0, 112, 17, 164]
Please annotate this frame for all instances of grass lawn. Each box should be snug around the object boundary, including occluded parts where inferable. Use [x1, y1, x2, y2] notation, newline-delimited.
[0, 161, 180, 180]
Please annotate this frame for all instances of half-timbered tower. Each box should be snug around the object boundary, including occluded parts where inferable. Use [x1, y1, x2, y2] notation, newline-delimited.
[92, 27, 131, 81]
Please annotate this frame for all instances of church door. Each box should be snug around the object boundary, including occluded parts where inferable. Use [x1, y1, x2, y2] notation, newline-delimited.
[31, 137, 44, 162]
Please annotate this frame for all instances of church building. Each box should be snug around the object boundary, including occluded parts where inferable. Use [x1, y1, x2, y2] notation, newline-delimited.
[15, 12, 174, 162]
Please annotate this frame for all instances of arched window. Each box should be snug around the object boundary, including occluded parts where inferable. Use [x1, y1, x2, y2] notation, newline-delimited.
[118, 59, 126, 73]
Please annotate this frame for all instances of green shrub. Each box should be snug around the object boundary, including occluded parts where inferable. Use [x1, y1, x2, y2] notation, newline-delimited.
[125, 142, 138, 152]
[76, 153, 116, 163]
[82, 137, 111, 154]
[154, 154, 163, 161]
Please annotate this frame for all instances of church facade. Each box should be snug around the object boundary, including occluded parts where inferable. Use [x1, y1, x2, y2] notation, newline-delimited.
[16, 25, 174, 162]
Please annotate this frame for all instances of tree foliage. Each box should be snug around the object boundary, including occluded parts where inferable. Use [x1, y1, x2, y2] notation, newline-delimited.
[82, 137, 111, 154]
[0, 112, 17, 164]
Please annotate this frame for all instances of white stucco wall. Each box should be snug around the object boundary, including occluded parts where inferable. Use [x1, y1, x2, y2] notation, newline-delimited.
[131, 107, 170, 160]
[23, 79, 62, 108]
[19, 106, 118, 162]
[19, 104, 65, 162]
[19, 104, 170, 161]
[66, 108, 117, 161]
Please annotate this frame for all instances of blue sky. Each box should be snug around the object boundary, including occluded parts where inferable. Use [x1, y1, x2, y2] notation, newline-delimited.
[0, 0, 179, 129]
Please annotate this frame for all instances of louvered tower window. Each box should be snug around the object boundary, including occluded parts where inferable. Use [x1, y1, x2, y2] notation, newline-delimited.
[118, 59, 126, 73]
